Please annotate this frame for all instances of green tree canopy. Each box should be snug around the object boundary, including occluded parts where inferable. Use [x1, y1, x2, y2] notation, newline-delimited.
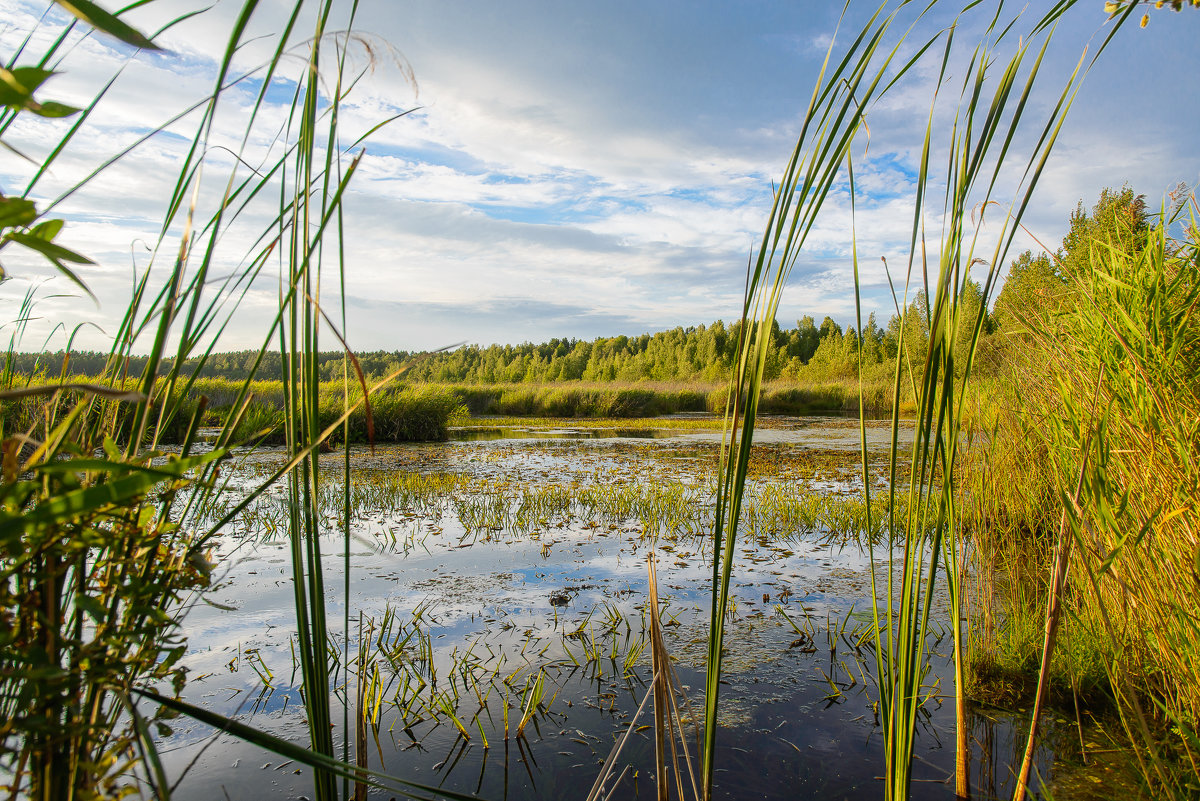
[993, 250, 1061, 332]
[1058, 186, 1149, 280]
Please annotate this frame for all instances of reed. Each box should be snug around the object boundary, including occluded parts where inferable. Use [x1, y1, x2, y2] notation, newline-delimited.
[703, 3, 933, 795]
[0, 3, 278, 796]
[860, 9, 1097, 798]
[702, 2, 1135, 800]
[987, 193, 1200, 799]
[0, 375, 465, 445]
[0, 3, 473, 799]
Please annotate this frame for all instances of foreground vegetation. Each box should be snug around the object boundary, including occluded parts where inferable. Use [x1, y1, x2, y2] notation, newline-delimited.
[1, 3, 402, 799]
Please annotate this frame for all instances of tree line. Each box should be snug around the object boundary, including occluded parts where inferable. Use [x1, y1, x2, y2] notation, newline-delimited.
[9, 311, 940, 385]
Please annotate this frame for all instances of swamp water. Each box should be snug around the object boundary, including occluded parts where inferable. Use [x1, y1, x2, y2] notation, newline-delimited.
[161, 416, 1075, 801]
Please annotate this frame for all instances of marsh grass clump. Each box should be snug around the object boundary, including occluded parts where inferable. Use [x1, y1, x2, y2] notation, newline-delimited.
[755, 378, 903, 415]
[965, 599, 1113, 712]
[453, 414, 725, 431]
[1, 374, 466, 446]
[0, 373, 204, 447]
[483, 384, 710, 418]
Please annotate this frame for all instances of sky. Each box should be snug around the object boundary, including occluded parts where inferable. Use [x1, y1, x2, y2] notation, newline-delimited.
[1, 0, 1198, 355]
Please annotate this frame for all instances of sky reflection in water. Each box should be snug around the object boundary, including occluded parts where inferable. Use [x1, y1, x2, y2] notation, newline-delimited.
[163, 417, 1059, 801]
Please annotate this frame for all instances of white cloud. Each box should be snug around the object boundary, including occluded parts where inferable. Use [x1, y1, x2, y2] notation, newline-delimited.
[1, 0, 1197, 354]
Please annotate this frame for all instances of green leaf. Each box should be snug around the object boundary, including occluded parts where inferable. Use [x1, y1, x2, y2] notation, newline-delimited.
[0, 68, 78, 117]
[0, 196, 37, 229]
[0, 450, 224, 545]
[50, 260, 95, 300]
[30, 219, 64, 241]
[53, 0, 163, 51]
[4, 230, 96, 298]
[0, 67, 55, 105]
[34, 458, 193, 480]
[32, 100, 82, 118]
[75, 594, 107, 623]
[8, 66, 55, 92]
[5, 231, 92, 264]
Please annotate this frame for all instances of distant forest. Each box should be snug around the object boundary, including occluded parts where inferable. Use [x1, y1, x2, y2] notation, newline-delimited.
[10, 290, 986, 386]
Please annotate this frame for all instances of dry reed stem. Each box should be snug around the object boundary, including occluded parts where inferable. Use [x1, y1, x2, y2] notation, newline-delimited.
[650, 554, 669, 801]
[1012, 367, 1103, 801]
[355, 614, 368, 801]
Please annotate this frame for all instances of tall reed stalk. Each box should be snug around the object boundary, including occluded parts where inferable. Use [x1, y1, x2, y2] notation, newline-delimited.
[865, 7, 1103, 796]
[0, 2, 435, 798]
[279, 7, 343, 798]
[705, 2, 1134, 799]
[704, 4, 933, 796]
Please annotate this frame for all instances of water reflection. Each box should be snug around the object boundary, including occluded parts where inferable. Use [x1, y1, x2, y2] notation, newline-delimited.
[163, 416, 1065, 801]
[450, 426, 674, 442]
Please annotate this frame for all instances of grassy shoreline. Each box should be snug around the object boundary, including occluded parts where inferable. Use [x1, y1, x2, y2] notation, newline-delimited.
[1, 375, 908, 445]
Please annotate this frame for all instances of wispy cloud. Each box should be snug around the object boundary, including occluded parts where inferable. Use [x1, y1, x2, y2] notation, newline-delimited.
[1, 0, 1197, 355]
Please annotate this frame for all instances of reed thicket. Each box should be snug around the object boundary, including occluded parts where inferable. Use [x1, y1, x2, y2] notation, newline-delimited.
[1, 3, 269, 797]
[960, 188, 1200, 798]
[5, 370, 906, 429]
[0, 2, 452, 799]
[702, 3, 1156, 801]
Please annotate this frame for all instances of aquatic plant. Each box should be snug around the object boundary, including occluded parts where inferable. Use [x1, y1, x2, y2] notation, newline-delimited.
[704, 2, 1141, 800]
[0, 2, 472, 799]
[856, 8, 1106, 797]
[703, 2, 932, 794]
[0, 4, 266, 797]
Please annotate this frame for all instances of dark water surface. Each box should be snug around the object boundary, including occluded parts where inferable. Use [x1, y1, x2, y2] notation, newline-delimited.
[162, 417, 1069, 801]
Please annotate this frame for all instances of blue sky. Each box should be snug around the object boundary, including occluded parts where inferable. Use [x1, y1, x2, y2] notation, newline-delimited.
[2, 0, 1198, 353]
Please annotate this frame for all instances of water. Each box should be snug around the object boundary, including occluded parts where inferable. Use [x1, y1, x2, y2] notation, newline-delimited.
[448, 425, 675, 441]
[161, 416, 1070, 800]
